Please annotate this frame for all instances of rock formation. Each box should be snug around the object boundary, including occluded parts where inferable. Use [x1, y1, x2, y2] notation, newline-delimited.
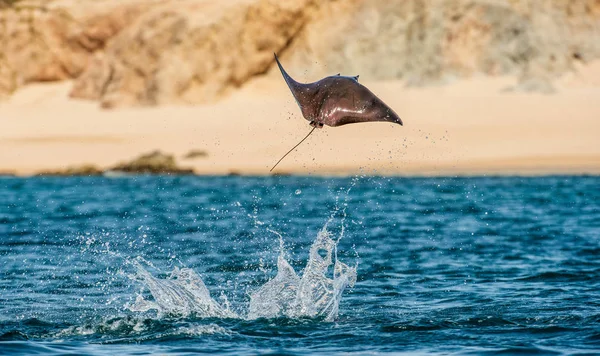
[281, 0, 600, 92]
[0, 0, 154, 98]
[1, 0, 599, 104]
[36, 164, 103, 176]
[33, 151, 194, 175]
[182, 149, 208, 159]
[70, 0, 317, 108]
[110, 150, 194, 174]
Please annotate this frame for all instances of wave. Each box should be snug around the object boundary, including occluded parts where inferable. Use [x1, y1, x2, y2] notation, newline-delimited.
[53, 318, 231, 343]
[515, 271, 595, 282]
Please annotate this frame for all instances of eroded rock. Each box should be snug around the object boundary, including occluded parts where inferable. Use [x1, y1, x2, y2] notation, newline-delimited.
[36, 164, 103, 176]
[71, 0, 317, 108]
[0, 0, 155, 97]
[2, 0, 599, 102]
[182, 149, 208, 159]
[278, 0, 600, 91]
[110, 150, 194, 174]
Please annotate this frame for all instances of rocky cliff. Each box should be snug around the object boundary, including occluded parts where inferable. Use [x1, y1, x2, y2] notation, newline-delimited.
[0, 0, 153, 99]
[1, 0, 599, 106]
[284, 0, 600, 92]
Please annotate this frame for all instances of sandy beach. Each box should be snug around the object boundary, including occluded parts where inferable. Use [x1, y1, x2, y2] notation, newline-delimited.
[1, 62, 599, 177]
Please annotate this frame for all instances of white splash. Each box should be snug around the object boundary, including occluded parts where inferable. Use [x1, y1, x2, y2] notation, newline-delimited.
[128, 262, 237, 318]
[128, 227, 356, 322]
[249, 227, 356, 321]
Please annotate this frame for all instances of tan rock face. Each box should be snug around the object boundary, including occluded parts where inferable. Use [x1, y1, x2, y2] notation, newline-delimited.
[279, 0, 600, 91]
[2, 0, 599, 104]
[0, 0, 154, 97]
[70, 0, 317, 108]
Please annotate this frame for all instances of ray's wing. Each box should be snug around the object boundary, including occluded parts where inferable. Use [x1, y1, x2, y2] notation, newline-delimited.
[323, 84, 402, 127]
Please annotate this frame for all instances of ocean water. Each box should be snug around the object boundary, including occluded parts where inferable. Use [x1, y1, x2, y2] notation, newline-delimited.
[0, 175, 599, 355]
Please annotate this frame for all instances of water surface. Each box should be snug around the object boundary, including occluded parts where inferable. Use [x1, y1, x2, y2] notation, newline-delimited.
[1, 176, 599, 355]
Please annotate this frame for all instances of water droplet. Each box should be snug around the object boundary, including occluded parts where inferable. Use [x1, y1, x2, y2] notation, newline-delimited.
[295, 189, 302, 195]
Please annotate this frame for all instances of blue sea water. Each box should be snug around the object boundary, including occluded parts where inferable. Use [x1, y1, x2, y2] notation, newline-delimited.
[0, 175, 599, 355]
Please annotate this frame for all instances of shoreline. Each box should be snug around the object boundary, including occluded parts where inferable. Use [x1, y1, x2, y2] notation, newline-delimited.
[2, 170, 600, 178]
[3, 155, 600, 178]
[1, 66, 600, 177]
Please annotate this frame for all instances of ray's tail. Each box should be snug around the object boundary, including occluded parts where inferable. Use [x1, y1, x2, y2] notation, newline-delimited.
[270, 126, 316, 172]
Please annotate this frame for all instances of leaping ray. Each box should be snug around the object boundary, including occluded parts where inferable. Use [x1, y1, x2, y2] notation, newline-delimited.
[271, 53, 403, 171]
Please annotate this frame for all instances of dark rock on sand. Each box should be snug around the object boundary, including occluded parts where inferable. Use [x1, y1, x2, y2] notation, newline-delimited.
[183, 149, 209, 159]
[36, 164, 103, 176]
[110, 150, 194, 174]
